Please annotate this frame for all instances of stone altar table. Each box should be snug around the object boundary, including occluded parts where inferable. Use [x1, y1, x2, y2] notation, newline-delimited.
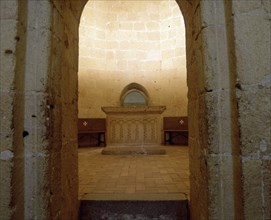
[102, 106, 166, 146]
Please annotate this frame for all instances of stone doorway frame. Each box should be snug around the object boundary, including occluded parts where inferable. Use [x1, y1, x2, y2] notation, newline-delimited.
[75, 1, 244, 219]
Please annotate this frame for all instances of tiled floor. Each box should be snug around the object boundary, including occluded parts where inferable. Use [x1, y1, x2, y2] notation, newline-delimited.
[78, 146, 190, 200]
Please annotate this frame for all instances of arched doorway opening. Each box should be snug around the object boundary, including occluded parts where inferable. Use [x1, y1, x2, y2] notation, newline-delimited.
[77, 3, 189, 216]
[74, 1, 242, 218]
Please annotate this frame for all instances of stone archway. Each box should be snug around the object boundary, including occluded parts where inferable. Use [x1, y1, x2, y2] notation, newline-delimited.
[2, 0, 270, 220]
[48, 1, 242, 219]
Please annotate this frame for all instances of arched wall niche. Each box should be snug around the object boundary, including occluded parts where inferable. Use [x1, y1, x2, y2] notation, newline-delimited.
[120, 83, 149, 106]
[122, 90, 148, 106]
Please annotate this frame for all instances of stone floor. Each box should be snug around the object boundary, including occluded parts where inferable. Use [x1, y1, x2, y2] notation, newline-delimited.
[78, 146, 190, 200]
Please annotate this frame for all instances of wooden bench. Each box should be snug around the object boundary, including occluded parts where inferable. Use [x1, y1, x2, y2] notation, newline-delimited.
[163, 117, 188, 145]
[78, 118, 106, 147]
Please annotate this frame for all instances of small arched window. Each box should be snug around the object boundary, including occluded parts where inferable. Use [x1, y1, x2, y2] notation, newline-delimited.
[120, 83, 149, 106]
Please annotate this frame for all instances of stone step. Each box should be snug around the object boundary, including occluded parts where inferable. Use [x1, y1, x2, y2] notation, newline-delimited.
[101, 146, 166, 155]
[80, 193, 189, 220]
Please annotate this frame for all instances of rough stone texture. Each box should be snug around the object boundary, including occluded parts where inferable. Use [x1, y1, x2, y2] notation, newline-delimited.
[22, 2, 52, 219]
[101, 147, 166, 155]
[183, 1, 209, 219]
[80, 200, 189, 220]
[232, 0, 271, 219]
[263, 160, 271, 220]
[187, 0, 244, 219]
[1, 0, 81, 219]
[0, 1, 19, 219]
[49, 1, 81, 219]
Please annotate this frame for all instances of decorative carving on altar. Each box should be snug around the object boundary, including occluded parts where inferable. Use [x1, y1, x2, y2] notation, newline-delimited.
[102, 106, 166, 146]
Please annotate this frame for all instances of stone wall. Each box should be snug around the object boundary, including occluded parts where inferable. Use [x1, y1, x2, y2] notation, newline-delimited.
[78, 1, 187, 118]
[49, 1, 80, 219]
[1, 0, 83, 219]
[0, 1, 22, 219]
[185, 0, 271, 219]
[232, 1, 271, 218]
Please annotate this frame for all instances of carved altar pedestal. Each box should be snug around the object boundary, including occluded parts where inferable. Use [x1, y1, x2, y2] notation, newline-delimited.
[102, 106, 166, 146]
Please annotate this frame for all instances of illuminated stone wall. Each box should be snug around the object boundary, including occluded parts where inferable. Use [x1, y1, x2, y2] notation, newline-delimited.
[78, 1, 187, 118]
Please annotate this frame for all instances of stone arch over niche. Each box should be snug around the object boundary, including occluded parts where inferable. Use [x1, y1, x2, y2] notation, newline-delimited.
[7, 1, 271, 220]
[120, 83, 149, 106]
